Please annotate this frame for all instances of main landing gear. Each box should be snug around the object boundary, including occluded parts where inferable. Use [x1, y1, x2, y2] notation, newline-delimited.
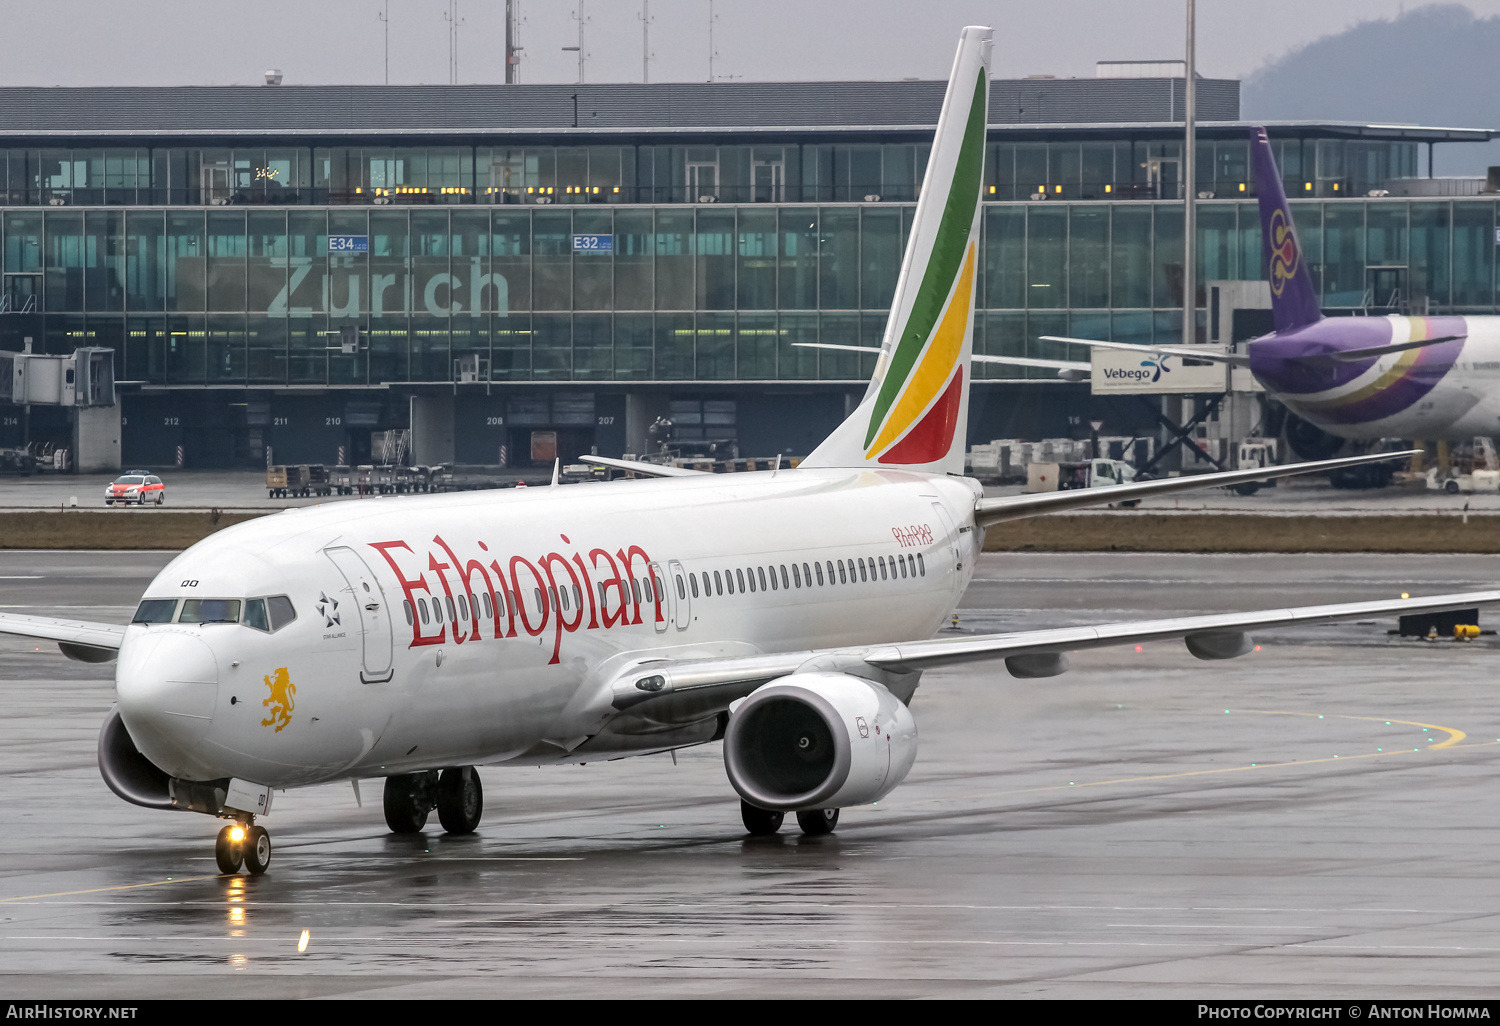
[740, 799, 840, 837]
[383, 767, 484, 835]
[215, 819, 272, 875]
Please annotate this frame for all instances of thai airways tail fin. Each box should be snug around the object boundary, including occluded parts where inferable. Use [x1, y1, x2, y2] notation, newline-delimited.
[800, 26, 991, 474]
[1250, 126, 1322, 332]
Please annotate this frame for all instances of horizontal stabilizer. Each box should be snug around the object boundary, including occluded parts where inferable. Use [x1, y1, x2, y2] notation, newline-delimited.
[1318, 334, 1466, 363]
[580, 456, 706, 478]
[973, 450, 1418, 526]
[794, 342, 1089, 374]
[1037, 336, 1251, 367]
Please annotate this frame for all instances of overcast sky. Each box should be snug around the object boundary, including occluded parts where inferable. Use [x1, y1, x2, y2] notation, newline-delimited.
[4, 0, 1499, 87]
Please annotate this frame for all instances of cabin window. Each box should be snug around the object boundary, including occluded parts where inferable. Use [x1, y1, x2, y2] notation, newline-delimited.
[815, 562, 825, 586]
[458, 595, 469, 620]
[803, 562, 812, 586]
[534, 588, 544, 613]
[878, 556, 887, 580]
[735, 569, 745, 593]
[676, 575, 686, 600]
[690, 574, 700, 598]
[714, 571, 724, 595]
[858, 559, 868, 582]
[838, 560, 847, 584]
[747, 568, 757, 592]
[792, 563, 801, 588]
[444, 597, 455, 620]
[756, 567, 767, 591]
[400, 600, 413, 627]
[418, 599, 430, 624]
[496, 589, 508, 616]
[631, 578, 641, 604]
[768, 566, 778, 591]
[559, 587, 569, 612]
[899, 554, 908, 578]
[642, 577, 653, 603]
[482, 593, 493, 618]
[429, 598, 442, 622]
[917, 553, 926, 576]
[777, 565, 787, 589]
[574, 585, 582, 609]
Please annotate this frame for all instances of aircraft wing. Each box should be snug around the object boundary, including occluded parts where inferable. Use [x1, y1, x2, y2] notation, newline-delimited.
[580, 456, 707, 478]
[608, 589, 1499, 712]
[973, 450, 1416, 527]
[0, 611, 125, 661]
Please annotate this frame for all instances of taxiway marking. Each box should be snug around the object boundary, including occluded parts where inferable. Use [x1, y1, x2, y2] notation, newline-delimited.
[0, 876, 220, 903]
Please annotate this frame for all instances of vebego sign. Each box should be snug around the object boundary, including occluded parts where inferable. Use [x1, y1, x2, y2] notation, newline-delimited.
[1090, 346, 1228, 395]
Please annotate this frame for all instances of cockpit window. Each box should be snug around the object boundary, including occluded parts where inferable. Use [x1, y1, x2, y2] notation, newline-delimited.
[267, 595, 297, 630]
[244, 598, 270, 632]
[179, 598, 241, 624]
[132, 599, 178, 624]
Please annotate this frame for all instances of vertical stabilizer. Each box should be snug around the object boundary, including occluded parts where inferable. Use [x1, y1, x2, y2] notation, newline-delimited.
[801, 27, 991, 473]
[1250, 126, 1322, 331]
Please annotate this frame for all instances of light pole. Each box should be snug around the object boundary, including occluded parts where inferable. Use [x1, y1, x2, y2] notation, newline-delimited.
[1183, 0, 1196, 348]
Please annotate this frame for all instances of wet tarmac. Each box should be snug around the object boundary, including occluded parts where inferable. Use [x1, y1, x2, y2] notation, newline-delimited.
[3, 551, 1500, 998]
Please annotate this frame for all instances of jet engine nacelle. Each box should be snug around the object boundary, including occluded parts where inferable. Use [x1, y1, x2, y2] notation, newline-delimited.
[98, 705, 177, 810]
[1282, 412, 1347, 462]
[723, 672, 918, 812]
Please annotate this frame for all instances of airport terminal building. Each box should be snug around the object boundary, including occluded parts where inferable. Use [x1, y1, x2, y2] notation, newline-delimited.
[0, 67, 1492, 468]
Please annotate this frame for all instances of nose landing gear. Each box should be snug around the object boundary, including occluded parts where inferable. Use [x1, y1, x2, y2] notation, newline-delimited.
[214, 819, 272, 875]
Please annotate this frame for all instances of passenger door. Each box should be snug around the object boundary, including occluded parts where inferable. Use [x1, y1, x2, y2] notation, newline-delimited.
[324, 545, 394, 683]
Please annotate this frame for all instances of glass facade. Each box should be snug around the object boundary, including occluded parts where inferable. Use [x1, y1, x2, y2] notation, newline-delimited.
[6, 197, 1496, 387]
[0, 135, 1419, 208]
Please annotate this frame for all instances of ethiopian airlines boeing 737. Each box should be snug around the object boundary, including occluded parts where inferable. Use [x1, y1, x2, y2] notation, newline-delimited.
[1, 28, 1492, 876]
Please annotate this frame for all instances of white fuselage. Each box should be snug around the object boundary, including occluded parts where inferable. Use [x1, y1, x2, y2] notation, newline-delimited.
[115, 470, 983, 790]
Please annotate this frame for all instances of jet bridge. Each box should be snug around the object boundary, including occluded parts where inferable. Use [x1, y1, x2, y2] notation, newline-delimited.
[0, 342, 119, 472]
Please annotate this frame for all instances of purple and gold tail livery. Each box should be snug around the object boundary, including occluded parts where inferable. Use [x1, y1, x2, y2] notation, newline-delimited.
[1250, 127, 1323, 333]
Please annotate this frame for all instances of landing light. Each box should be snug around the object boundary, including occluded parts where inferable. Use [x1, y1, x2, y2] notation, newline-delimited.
[230, 826, 245, 842]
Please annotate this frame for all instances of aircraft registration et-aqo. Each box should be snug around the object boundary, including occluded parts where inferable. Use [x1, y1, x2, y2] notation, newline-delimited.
[3, 27, 1495, 876]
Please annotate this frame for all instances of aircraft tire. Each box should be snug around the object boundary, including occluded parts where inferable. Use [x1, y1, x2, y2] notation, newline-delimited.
[383, 774, 430, 833]
[215, 825, 244, 874]
[795, 808, 840, 835]
[243, 826, 272, 875]
[436, 766, 483, 834]
[740, 799, 784, 836]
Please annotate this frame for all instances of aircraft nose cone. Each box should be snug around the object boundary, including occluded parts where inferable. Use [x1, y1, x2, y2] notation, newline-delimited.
[115, 630, 220, 778]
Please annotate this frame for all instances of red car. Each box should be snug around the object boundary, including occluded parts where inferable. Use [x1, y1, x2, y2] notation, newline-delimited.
[105, 471, 165, 506]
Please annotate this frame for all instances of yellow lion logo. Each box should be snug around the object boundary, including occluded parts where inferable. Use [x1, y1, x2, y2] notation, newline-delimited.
[261, 667, 296, 732]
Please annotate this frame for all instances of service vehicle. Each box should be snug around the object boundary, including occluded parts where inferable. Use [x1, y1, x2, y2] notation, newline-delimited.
[104, 471, 164, 506]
